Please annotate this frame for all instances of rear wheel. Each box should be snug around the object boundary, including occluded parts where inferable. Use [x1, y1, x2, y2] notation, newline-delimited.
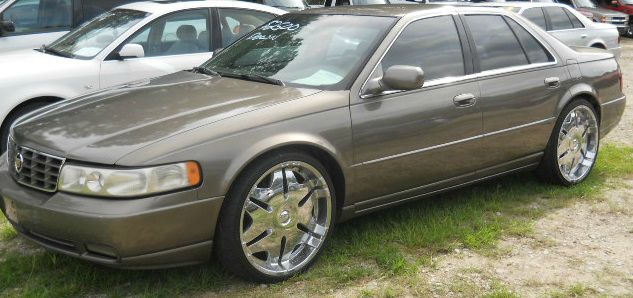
[215, 151, 336, 283]
[538, 99, 599, 185]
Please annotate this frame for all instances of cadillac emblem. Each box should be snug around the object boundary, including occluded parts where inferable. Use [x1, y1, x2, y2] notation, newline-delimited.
[14, 152, 23, 173]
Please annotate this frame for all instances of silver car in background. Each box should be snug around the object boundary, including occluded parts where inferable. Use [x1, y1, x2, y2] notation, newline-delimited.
[479, 2, 622, 59]
[555, 0, 629, 34]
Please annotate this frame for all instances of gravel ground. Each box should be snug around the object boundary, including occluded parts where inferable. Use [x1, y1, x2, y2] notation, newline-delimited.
[604, 38, 633, 147]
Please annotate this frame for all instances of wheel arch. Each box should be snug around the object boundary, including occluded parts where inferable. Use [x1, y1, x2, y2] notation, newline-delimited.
[589, 42, 607, 50]
[222, 136, 349, 220]
[0, 96, 64, 137]
[558, 84, 601, 122]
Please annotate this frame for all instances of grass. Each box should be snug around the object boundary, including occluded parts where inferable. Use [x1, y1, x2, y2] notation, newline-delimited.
[0, 144, 632, 297]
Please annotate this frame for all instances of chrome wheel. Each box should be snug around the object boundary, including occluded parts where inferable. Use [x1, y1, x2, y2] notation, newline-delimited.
[556, 105, 598, 183]
[239, 161, 332, 276]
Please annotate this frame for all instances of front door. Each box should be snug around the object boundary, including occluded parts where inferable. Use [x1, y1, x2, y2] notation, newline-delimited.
[0, 0, 72, 52]
[350, 15, 483, 206]
[99, 9, 215, 88]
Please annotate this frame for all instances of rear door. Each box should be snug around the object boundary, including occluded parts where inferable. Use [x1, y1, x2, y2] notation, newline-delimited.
[350, 15, 484, 205]
[543, 6, 588, 47]
[462, 14, 568, 170]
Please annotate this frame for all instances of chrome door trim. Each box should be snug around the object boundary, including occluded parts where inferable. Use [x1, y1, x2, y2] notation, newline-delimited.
[353, 160, 540, 214]
[359, 12, 559, 100]
[602, 95, 626, 106]
[351, 117, 555, 167]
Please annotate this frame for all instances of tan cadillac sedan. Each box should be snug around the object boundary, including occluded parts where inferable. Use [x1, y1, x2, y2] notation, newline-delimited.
[0, 5, 626, 283]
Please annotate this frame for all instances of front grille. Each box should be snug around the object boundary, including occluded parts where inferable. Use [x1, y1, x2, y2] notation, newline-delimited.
[8, 138, 65, 192]
[608, 17, 627, 26]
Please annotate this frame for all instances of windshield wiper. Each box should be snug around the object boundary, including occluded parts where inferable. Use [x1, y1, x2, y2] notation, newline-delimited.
[219, 72, 285, 86]
[39, 45, 72, 58]
[190, 66, 221, 77]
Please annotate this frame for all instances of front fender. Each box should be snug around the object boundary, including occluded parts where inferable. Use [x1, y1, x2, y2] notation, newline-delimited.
[222, 132, 348, 194]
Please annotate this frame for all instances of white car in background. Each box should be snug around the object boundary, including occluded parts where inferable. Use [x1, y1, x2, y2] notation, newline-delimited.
[0, 0, 284, 152]
[479, 3, 621, 58]
[0, 0, 144, 53]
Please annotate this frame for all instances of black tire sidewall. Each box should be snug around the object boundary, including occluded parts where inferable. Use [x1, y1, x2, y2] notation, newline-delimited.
[541, 99, 600, 186]
[214, 151, 337, 283]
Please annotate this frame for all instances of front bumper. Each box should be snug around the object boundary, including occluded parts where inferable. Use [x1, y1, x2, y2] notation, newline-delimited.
[0, 161, 224, 269]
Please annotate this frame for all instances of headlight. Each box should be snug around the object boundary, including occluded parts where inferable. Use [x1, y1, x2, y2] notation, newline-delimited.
[58, 162, 201, 197]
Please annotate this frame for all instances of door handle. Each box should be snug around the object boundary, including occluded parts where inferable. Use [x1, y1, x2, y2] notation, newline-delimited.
[581, 34, 588, 39]
[453, 93, 477, 108]
[544, 77, 560, 88]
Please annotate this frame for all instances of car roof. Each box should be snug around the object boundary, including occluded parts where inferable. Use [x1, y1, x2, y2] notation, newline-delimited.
[472, 2, 571, 9]
[117, 0, 285, 15]
[296, 4, 511, 17]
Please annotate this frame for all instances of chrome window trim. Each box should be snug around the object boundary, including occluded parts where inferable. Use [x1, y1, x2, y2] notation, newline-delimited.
[351, 117, 555, 167]
[358, 11, 463, 100]
[359, 12, 558, 100]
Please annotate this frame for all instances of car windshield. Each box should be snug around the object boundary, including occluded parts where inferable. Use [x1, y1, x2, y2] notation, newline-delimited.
[264, 0, 309, 9]
[46, 9, 147, 59]
[575, 0, 597, 8]
[620, 0, 633, 4]
[204, 14, 395, 90]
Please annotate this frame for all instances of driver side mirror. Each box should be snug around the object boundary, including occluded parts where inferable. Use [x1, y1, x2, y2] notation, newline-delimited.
[117, 44, 144, 60]
[363, 65, 425, 96]
[0, 20, 15, 35]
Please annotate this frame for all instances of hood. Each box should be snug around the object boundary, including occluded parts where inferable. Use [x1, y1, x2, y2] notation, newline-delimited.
[611, 4, 633, 13]
[0, 49, 84, 76]
[12, 71, 321, 165]
[577, 7, 629, 17]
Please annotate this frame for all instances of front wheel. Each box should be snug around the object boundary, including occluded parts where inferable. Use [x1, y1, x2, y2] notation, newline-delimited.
[538, 99, 600, 185]
[215, 151, 336, 283]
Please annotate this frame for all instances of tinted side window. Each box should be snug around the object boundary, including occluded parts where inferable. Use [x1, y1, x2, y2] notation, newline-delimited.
[522, 8, 547, 30]
[219, 9, 276, 47]
[465, 15, 528, 71]
[124, 9, 211, 57]
[1, 0, 72, 35]
[563, 8, 584, 28]
[505, 17, 553, 64]
[545, 7, 573, 30]
[381, 15, 465, 81]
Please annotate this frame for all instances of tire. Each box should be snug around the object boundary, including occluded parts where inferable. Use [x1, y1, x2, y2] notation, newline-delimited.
[215, 151, 336, 283]
[537, 99, 599, 186]
[0, 102, 52, 154]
